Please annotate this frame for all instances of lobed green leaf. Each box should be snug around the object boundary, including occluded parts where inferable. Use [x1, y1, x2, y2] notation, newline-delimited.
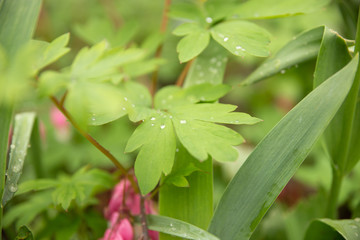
[211, 20, 271, 57]
[177, 30, 210, 63]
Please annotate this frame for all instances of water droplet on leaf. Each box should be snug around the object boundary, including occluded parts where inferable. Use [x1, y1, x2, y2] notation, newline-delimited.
[205, 17, 213, 23]
[224, 37, 229, 42]
[150, 117, 156, 121]
[160, 125, 166, 129]
[180, 120, 187, 124]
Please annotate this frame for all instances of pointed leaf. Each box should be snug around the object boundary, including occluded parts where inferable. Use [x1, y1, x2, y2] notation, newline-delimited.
[2, 112, 36, 206]
[305, 218, 360, 240]
[31, 33, 70, 74]
[208, 56, 359, 239]
[242, 26, 324, 86]
[211, 20, 271, 57]
[313, 27, 355, 174]
[126, 114, 176, 195]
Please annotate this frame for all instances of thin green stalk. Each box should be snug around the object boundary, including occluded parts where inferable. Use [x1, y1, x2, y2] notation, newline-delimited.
[0, 105, 13, 239]
[325, 168, 343, 218]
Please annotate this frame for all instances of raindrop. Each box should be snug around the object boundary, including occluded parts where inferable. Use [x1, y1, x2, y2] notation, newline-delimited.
[210, 57, 217, 63]
[151, 123, 155, 127]
[280, 70, 286, 74]
[176, 148, 179, 152]
[236, 46, 245, 51]
[160, 125, 166, 129]
[205, 17, 213, 23]
[91, 117, 96, 121]
[9, 184, 18, 192]
[169, 116, 173, 119]
[12, 164, 21, 173]
[132, 104, 136, 107]
[235, 120, 239, 123]
[10, 144, 15, 150]
[124, 97, 128, 101]
[180, 120, 187, 124]
[150, 117, 156, 121]
[122, 107, 126, 111]
[224, 37, 229, 42]
[170, 223, 173, 227]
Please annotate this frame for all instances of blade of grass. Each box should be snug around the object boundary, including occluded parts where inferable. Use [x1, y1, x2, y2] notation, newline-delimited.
[305, 218, 360, 240]
[2, 112, 36, 206]
[208, 56, 359, 240]
[145, 215, 219, 240]
[0, 0, 42, 237]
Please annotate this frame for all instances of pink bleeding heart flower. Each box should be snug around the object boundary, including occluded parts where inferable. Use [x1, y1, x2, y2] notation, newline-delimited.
[103, 179, 159, 240]
[50, 106, 70, 141]
[101, 213, 133, 240]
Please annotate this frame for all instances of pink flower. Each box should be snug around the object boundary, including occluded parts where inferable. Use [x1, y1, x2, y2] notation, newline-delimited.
[103, 179, 159, 240]
[50, 106, 70, 141]
[101, 215, 133, 240]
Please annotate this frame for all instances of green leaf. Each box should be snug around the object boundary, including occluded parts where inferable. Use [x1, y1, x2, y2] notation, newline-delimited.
[70, 42, 144, 82]
[2, 112, 36, 206]
[208, 56, 359, 239]
[145, 215, 220, 240]
[163, 162, 202, 188]
[211, 20, 271, 57]
[242, 26, 324, 86]
[15, 226, 34, 240]
[154, 84, 231, 110]
[126, 113, 176, 195]
[16, 179, 58, 195]
[73, 18, 138, 47]
[177, 30, 210, 63]
[173, 22, 204, 36]
[3, 191, 53, 229]
[169, 1, 205, 23]
[313, 27, 356, 174]
[185, 40, 228, 87]
[230, 0, 331, 20]
[305, 218, 360, 240]
[170, 104, 261, 125]
[51, 167, 114, 210]
[172, 117, 243, 162]
[31, 33, 70, 74]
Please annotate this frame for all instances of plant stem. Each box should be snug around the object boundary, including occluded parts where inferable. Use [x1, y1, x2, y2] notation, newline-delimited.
[50, 96, 139, 192]
[140, 194, 150, 240]
[325, 168, 343, 218]
[150, 0, 172, 97]
[176, 60, 194, 87]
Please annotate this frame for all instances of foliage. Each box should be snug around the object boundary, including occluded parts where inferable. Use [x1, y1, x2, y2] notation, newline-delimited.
[1, 0, 360, 239]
